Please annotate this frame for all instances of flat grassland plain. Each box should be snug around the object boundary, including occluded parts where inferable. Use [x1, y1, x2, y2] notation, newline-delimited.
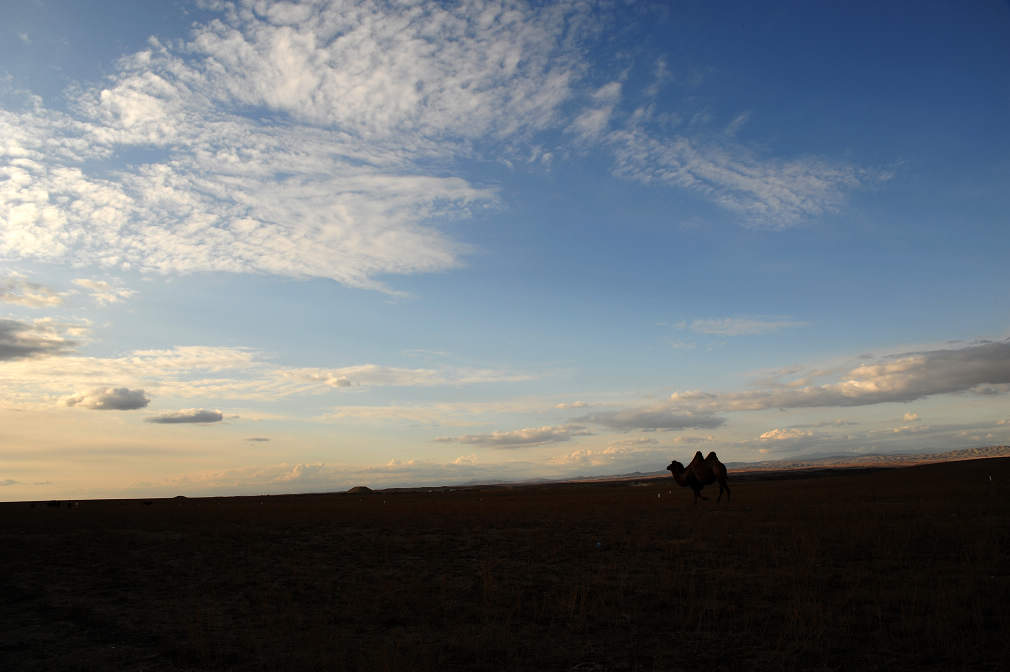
[2, 458, 1008, 672]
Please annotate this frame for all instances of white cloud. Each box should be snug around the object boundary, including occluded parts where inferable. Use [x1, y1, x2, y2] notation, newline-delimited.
[285, 364, 531, 389]
[759, 428, 813, 441]
[681, 316, 809, 336]
[0, 0, 881, 288]
[569, 81, 623, 141]
[1, 341, 530, 409]
[575, 406, 725, 432]
[724, 111, 750, 136]
[668, 340, 1010, 412]
[0, 0, 596, 291]
[552, 435, 683, 468]
[436, 424, 592, 448]
[555, 400, 590, 409]
[72, 278, 136, 305]
[889, 424, 928, 434]
[609, 127, 878, 228]
[322, 399, 545, 426]
[0, 318, 79, 360]
[0, 273, 63, 307]
[146, 409, 224, 424]
[65, 387, 150, 410]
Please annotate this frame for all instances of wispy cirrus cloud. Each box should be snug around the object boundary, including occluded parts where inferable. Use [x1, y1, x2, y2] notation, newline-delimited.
[436, 424, 592, 448]
[575, 407, 725, 433]
[285, 364, 531, 389]
[1, 341, 531, 409]
[679, 316, 809, 336]
[322, 399, 545, 426]
[608, 125, 882, 228]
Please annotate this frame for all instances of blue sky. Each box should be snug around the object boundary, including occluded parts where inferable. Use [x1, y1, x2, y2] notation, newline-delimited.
[2, 0, 1009, 499]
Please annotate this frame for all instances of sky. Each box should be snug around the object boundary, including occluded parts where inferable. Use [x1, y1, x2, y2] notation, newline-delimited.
[2, 0, 1009, 500]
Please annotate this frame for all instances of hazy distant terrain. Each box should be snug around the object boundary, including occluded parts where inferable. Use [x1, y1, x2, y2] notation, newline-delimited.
[2, 457, 1008, 671]
[551, 445, 1010, 486]
[730, 444, 1010, 471]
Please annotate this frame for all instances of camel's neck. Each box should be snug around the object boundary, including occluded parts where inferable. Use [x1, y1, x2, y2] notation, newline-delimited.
[670, 470, 689, 487]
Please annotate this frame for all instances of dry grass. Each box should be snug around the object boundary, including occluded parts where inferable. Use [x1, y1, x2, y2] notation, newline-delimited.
[2, 458, 1009, 671]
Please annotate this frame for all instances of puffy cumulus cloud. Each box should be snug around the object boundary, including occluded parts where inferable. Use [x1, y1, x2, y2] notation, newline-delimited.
[0, 273, 63, 307]
[903, 412, 920, 422]
[0, 0, 598, 291]
[0, 318, 78, 360]
[679, 316, 809, 336]
[146, 409, 224, 424]
[668, 341, 1010, 413]
[575, 407, 725, 432]
[436, 424, 592, 448]
[276, 462, 326, 483]
[72, 278, 136, 305]
[65, 387, 150, 410]
[759, 428, 814, 441]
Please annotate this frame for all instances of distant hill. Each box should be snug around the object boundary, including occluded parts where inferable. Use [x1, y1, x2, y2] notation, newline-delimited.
[559, 445, 1010, 485]
[726, 445, 1010, 473]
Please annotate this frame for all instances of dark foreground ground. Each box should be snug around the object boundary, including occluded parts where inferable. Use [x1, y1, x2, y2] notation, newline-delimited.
[2, 458, 1009, 672]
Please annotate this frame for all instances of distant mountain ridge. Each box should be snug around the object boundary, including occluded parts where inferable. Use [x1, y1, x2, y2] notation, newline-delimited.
[726, 445, 1010, 473]
[560, 445, 1010, 485]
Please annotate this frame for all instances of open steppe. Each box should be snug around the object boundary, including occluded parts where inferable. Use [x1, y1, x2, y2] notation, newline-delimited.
[2, 458, 1009, 671]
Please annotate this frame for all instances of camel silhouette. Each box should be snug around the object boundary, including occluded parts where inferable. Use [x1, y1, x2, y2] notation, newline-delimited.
[667, 451, 730, 504]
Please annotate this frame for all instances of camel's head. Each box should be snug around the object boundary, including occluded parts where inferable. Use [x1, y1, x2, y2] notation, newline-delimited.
[666, 460, 685, 475]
